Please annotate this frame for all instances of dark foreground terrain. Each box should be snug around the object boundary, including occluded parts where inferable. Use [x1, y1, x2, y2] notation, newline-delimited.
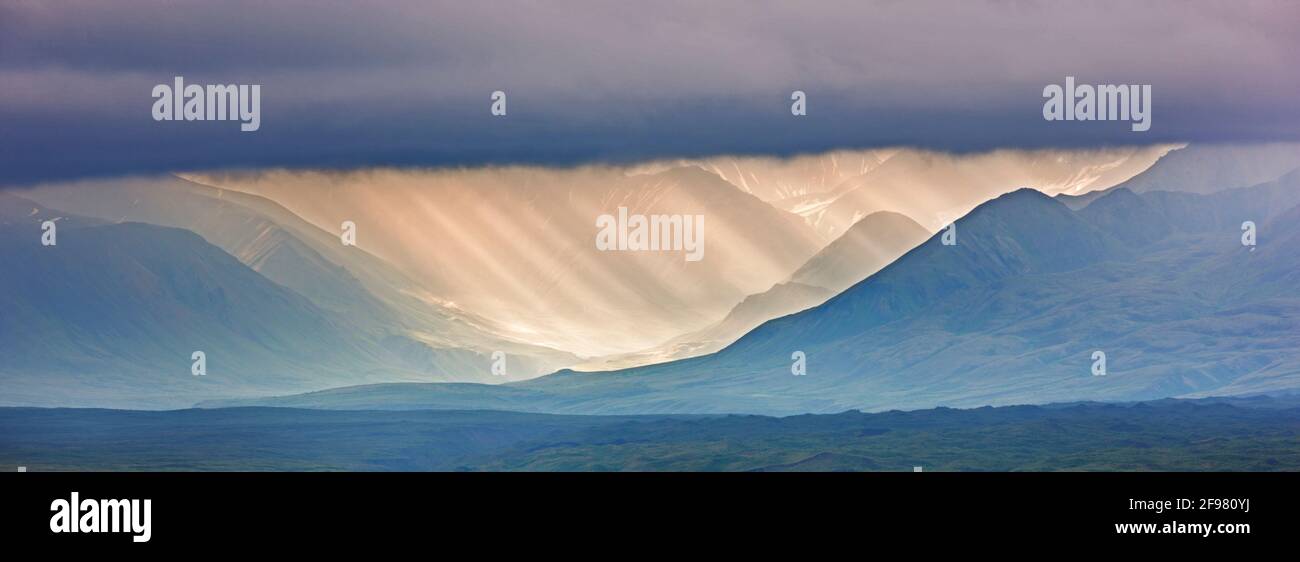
[2, 396, 1298, 471]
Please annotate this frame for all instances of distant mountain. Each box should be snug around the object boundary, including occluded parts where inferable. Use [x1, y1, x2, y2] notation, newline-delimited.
[722, 188, 1132, 354]
[579, 281, 836, 370]
[1057, 143, 1300, 210]
[629, 149, 896, 203]
[0, 191, 102, 229]
[20, 176, 576, 379]
[1110, 143, 1300, 195]
[771, 146, 1171, 238]
[214, 176, 1300, 414]
[787, 211, 931, 293]
[580, 211, 929, 369]
[0, 216, 423, 408]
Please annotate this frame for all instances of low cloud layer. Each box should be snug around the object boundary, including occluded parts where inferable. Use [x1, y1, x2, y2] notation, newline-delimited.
[3, 0, 1298, 184]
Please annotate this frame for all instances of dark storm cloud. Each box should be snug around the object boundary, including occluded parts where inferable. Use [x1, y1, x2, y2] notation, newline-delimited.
[2, 0, 1298, 184]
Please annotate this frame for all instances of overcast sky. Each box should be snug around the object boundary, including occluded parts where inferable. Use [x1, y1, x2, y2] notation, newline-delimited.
[2, 0, 1298, 184]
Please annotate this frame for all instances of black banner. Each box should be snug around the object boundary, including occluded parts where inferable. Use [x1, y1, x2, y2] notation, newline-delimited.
[3, 472, 1286, 552]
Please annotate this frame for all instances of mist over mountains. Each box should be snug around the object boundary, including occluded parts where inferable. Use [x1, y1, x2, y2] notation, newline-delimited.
[3, 143, 1299, 413]
[208, 165, 1300, 415]
[185, 146, 1170, 358]
[21, 175, 574, 370]
[1058, 143, 1300, 210]
[183, 166, 824, 356]
[1, 184, 573, 408]
[1, 198, 387, 407]
[581, 210, 931, 370]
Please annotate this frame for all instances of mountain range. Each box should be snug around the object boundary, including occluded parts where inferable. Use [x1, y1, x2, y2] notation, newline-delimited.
[25, 177, 578, 369]
[1, 193, 397, 407]
[206, 168, 1300, 414]
[4, 143, 1299, 413]
[1057, 142, 1300, 209]
[0, 184, 574, 408]
[186, 146, 1168, 357]
[184, 166, 826, 356]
